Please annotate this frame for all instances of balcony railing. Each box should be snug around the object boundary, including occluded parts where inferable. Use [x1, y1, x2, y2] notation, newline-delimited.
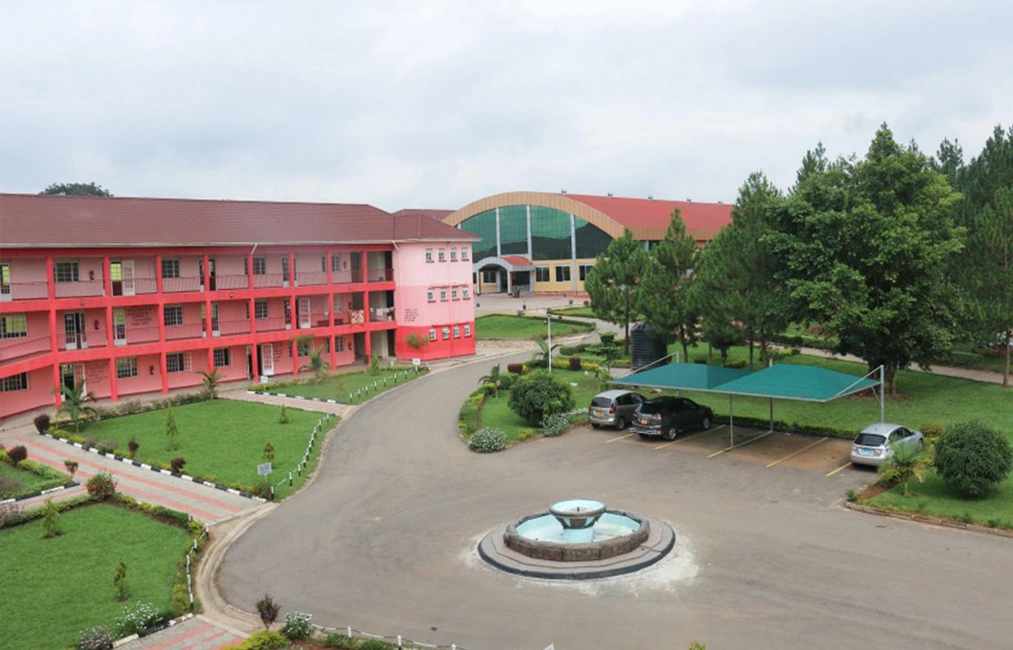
[116, 326, 160, 345]
[370, 306, 395, 322]
[55, 280, 104, 298]
[1, 282, 48, 301]
[218, 319, 251, 336]
[164, 322, 204, 341]
[58, 332, 108, 350]
[297, 312, 330, 329]
[162, 276, 202, 293]
[0, 336, 51, 362]
[368, 268, 394, 282]
[214, 274, 249, 291]
[256, 316, 288, 332]
[295, 271, 327, 286]
[253, 273, 285, 289]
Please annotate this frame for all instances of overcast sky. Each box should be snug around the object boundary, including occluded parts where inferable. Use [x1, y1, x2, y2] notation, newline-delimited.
[1, 0, 1010, 212]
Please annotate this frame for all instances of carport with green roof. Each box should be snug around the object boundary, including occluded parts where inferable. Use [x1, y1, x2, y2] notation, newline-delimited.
[612, 362, 883, 447]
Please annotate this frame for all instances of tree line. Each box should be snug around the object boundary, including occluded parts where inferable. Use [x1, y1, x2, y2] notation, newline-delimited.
[586, 124, 1013, 391]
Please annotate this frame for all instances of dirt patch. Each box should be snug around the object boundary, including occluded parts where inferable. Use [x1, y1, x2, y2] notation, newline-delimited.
[857, 482, 892, 500]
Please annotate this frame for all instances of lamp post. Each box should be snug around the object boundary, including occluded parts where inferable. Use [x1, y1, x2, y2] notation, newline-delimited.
[546, 313, 552, 374]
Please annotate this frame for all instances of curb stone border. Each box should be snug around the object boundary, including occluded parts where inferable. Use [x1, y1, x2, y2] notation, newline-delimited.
[246, 366, 431, 406]
[0, 480, 79, 504]
[112, 612, 196, 648]
[845, 501, 1013, 537]
[40, 432, 267, 502]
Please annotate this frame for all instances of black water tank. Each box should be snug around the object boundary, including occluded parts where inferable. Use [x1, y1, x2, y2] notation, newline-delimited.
[630, 323, 667, 371]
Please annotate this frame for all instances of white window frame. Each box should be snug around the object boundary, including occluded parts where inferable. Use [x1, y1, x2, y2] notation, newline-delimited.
[1, 372, 29, 391]
[252, 256, 267, 275]
[166, 352, 191, 374]
[213, 347, 231, 368]
[438, 248, 446, 262]
[164, 305, 184, 327]
[450, 248, 458, 261]
[579, 263, 594, 281]
[428, 328, 436, 341]
[116, 357, 138, 379]
[535, 266, 550, 283]
[462, 287, 471, 300]
[440, 289, 448, 302]
[426, 289, 435, 302]
[555, 265, 571, 282]
[425, 249, 434, 263]
[0, 314, 28, 339]
[461, 248, 470, 260]
[55, 261, 79, 283]
[254, 300, 269, 320]
[442, 326, 450, 340]
[334, 336, 345, 352]
[464, 324, 472, 337]
[451, 288, 459, 300]
[161, 257, 180, 279]
[453, 325, 460, 338]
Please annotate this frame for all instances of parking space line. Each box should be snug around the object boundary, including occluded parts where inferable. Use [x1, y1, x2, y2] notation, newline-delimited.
[765, 437, 829, 468]
[654, 426, 722, 450]
[708, 431, 773, 458]
[605, 433, 634, 443]
[826, 462, 852, 477]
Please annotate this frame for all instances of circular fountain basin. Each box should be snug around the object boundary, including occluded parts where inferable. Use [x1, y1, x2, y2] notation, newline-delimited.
[505, 510, 649, 562]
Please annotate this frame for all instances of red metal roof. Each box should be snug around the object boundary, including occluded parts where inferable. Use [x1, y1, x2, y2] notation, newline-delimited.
[0, 194, 477, 248]
[393, 208, 454, 221]
[566, 194, 732, 241]
[500, 255, 533, 268]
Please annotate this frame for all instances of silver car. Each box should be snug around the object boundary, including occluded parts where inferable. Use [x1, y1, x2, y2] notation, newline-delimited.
[588, 390, 645, 430]
[850, 423, 925, 467]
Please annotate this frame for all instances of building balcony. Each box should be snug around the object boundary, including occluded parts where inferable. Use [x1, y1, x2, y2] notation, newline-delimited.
[253, 273, 286, 289]
[0, 336, 51, 362]
[370, 306, 395, 322]
[212, 274, 249, 291]
[164, 322, 204, 341]
[162, 276, 202, 293]
[217, 319, 251, 336]
[368, 268, 394, 283]
[55, 280, 105, 298]
[296, 271, 327, 287]
[111, 278, 157, 296]
[1, 282, 48, 302]
[58, 332, 108, 350]
[256, 316, 288, 332]
[113, 326, 160, 346]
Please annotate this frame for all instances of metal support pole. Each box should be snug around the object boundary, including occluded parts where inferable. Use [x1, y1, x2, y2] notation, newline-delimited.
[879, 365, 885, 423]
[546, 314, 552, 374]
[769, 398, 774, 433]
[729, 395, 735, 446]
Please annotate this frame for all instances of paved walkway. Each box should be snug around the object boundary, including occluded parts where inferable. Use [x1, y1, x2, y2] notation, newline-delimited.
[221, 388, 348, 415]
[792, 346, 1008, 385]
[7, 428, 260, 523]
[119, 616, 243, 650]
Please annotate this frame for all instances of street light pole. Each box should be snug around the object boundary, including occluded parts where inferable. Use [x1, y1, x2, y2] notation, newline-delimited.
[546, 313, 552, 374]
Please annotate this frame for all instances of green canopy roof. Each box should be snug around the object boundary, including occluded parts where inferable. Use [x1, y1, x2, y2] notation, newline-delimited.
[714, 364, 879, 402]
[613, 363, 879, 402]
[612, 363, 753, 393]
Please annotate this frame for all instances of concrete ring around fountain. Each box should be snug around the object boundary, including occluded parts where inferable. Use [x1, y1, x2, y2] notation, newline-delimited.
[477, 514, 676, 580]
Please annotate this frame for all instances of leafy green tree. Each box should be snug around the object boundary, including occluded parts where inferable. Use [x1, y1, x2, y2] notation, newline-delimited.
[197, 368, 223, 400]
[165, 408, 179, 450]
[479, 364, 504, 397]
[584, 230, 648, 353]
[57, 384, 98, 433]
[41, 498, 61, 538]
[769, 125, 964, 391]
[113, 560, 129, 601]
[935, 421, 1013, 498]
[639, 209, 699, 361]
[691, 227, 744, 364]
[508, 371, 575, 426]
[40, 182, 112, 197]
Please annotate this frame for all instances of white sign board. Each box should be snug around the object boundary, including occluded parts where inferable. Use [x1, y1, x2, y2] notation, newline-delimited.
[412, 358, 421, 367]
[257, 462, 273, 476]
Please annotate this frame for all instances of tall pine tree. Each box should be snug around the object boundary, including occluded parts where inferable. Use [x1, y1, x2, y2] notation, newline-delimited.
[584, 230, 648, 353]
[639, 209, 700, 361]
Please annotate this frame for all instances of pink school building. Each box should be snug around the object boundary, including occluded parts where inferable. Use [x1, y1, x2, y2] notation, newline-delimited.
[0, 194, 477, 421]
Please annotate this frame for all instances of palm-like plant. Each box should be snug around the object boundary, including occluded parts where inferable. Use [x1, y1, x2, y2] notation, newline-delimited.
[479, 364, 503, 397]
[56, 384, 98, 433]
[880, 440, 934, 497]
[197, 368, 224, 400]
[298, 344, 328, 382]
[531, 339, 560, 369]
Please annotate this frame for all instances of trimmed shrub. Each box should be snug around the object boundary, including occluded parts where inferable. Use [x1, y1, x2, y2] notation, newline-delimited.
[256, 594, 281, 630]
[935, 421, 1013, 498]
[281, 611, 313, 640]
[65, 459, 79, 477]
[115, 601, 163, 637]
[541, 412, 570, 437]
[278, 405, 290, 424]
[87, 472, 117, 500]
[569, 356, 582, 371]
[224, 631, 290, 650]
[113, 560, 129, 601]
[7, 445, 27, 464]
[508, 371, 575, 426]
[321, 633, 359, 648]
[41, 498, 61, 538]
[34, 413, 51, 434]
[920, 422, 944, 443]
[469, 427, 506, 453]
[360, 640, 399, 650]
[0, 475, 24, 498]
[128, 438, 139, 458]
[498, 373, 517, 390]
[96, 439, 118, 454]
[506, 363, 524, 375]
[170, 457, 186, 473]
[78, 625, 114, 650]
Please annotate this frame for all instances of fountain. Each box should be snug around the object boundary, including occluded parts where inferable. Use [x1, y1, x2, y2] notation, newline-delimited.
[478, 499, 675, 580]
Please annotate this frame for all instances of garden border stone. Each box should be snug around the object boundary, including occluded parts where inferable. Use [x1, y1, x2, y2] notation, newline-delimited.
[844, 501, 1013, 538]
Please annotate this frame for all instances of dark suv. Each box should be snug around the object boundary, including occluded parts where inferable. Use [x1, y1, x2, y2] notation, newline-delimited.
[630, 397, 714, 441]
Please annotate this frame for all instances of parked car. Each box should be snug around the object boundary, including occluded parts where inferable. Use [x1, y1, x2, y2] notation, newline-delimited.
[630, 396, 714, 441]
[850, 423, 925, 468]
[588, 390, 646, 430]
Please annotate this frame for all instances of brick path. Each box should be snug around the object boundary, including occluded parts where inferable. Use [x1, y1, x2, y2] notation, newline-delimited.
[221, 389, 347, 415]
[120, 615, 243, 650]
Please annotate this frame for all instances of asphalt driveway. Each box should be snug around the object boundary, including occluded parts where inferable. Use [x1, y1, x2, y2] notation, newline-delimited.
[218, 354, 1013, 650]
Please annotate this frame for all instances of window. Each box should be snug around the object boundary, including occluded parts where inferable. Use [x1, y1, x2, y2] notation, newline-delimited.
[116, 357, 138, 379]
[482, 270, 497, 283]
[428, 328, 436, 341]
[535, 266, 550, 283]
[164, 305, 183, 327]
[1, 372, 28, 392]
[579, 264, 594, 281]
[555, 265, 571, 282]
[161, 258, 180, 279]
[464, 324, 472, 337]
[252, 256, 267, 275]
[462, 287, 471, 299]
[334, 336, 345, 352]
[331, 253, 343, 272]
[297, 338, 311, 356]
[426, 289, 435, 302]
[451, 288, 459, 300]
[213, 348, 231, 368]
[254, 300, 269, 319]
[55, 261, 79, 283]
[0, 314, 28, 339]
[442, 327, 450, 340]
[450, 248, 458, 261]
[440, 289, 448, 301]
[438, 248, 446, 262]
[453, 325, 460, 338]
[425, 249, 434, 263]
[461, 248, 469, 260]
[166, 352, 191, 373]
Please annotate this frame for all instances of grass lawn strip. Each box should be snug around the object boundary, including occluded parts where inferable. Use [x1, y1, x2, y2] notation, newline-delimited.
[548, 305, 596, 318]
[0, 503, 190, 650]
[0, 460, 70, 500]
[476, 369, 601, 443]
[262, 366, 428, 404]
[864, 473, 1013, 529]
[69, 401, 325, 497]
[475, 314, 595, 340]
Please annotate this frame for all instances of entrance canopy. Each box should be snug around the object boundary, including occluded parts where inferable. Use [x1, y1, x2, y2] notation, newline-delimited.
[472, 255, 534, 273]
[611, 363, 752, 393]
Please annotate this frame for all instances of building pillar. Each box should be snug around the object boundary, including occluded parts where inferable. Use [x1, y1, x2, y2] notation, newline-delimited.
[495, 207, 502, 257]
[526, 205, 532, 259]
[247, 253, 259, 382]
[108, 357, 119, 403]
[327, 252, 336, 370]
[46, 255, 61, 407]
[102, 255, 112, 297]
[155, 254, 168, 394]
[569, 213, 578, 293]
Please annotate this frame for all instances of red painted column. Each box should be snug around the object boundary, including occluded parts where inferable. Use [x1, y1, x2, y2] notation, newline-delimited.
[248, 253, 259, 383]
[202, 253, 213, 370]
[108, 358, 119, 403]
[327, 251, 336, 370]
[363, 287, 372, 361]
[46, 255, 61, 407]
[155, 254, 168, 393]
[103, 256, 118, 403]
[288, 251, 298, 369]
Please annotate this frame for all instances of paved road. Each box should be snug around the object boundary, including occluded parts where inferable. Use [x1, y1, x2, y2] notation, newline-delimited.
[217, 354, 1013, 650]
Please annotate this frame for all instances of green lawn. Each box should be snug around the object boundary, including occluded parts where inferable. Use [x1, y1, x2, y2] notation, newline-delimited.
[263, 366, 428, 404]
[0, 462, 68, 499]
[475, 315, 595, 340]
[75, 401, 327, 498]
[0, 504, 189, 650]
[867, 472, 1013, 529]
[549, 305, 596, 318]
[477, 369, 600, 443]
